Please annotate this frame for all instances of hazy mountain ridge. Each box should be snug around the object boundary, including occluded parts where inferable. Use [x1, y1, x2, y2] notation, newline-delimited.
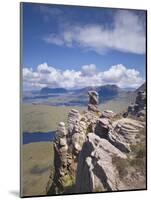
[23, 83, 144, 106]
[40, 87, 68, 94]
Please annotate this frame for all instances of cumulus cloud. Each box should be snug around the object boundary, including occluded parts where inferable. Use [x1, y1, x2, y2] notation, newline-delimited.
[81, 64, 97, 76]
[23, 63, 144, 90]
[44, 10, 145, 54]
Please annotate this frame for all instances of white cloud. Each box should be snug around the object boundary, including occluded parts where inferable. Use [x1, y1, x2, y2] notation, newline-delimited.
[44, 10, 145, 54]
[23, 63, 144, 90]
[81, 64, 97, 76]
[101, 64, 143, 88]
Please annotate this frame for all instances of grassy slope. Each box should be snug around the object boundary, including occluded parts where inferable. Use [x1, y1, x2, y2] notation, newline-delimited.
[22, 104, 85, 132]
[99, 99, 132, 113]
[21, 142, 54, 197]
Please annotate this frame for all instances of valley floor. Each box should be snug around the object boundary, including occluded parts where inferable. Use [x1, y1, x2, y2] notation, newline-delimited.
[21, 142, 54, 197]
[22, 96, 134, 133]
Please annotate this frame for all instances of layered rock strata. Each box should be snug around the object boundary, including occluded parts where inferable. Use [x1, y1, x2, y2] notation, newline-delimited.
[47, 89, 146, 194]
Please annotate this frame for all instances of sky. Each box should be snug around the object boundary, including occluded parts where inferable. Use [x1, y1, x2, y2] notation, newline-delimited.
[22, 3, 146, 90]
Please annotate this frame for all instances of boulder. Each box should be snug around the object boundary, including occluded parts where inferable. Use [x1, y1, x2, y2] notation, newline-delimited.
[113, 118, 145, 145]
[102, 110, 116, 118]
[135, 91, 146, 109]
[88, 91, 99, 112]
[70, 121, 87, 155]
[68, 109, 81, 135]
[88, 91, 99, 105]
[76, 133, 127, 193]
[95, 118, 112, 139]
[88, 104, 99, 112]
[124, 91, 146, 118]
[56, 122, 67, 137]
[95, 118, 130, 153]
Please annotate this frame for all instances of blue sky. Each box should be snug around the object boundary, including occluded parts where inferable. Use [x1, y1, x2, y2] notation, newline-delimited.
[22, 3, 146, 90]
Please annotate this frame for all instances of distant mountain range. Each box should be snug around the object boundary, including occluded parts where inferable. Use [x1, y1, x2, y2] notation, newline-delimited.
[39, 84, 142, 98]
[23, 83, 145, 105]
[75, 84, 122, 100]
[39, 84, 127, 102]
[40, 87, 68, 94]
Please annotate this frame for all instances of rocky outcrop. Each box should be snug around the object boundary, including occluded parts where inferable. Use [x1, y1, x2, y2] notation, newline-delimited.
[94, 117, 130, 153]
[47, 122, 68, 194]
[123, 91, 146, 119]
[47, 88, 146, 195]
[135, 91, 146, 109]
[54, 122, 68, 176]
[67, 109, 87, 156]
[88, 91, 99, 112]
[101, 110, 116, 118]
[70, 120, 87, 155]
[112, 118, 145, 145]
[68, 109, 81, 136]
[76, 133, 126, 193]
